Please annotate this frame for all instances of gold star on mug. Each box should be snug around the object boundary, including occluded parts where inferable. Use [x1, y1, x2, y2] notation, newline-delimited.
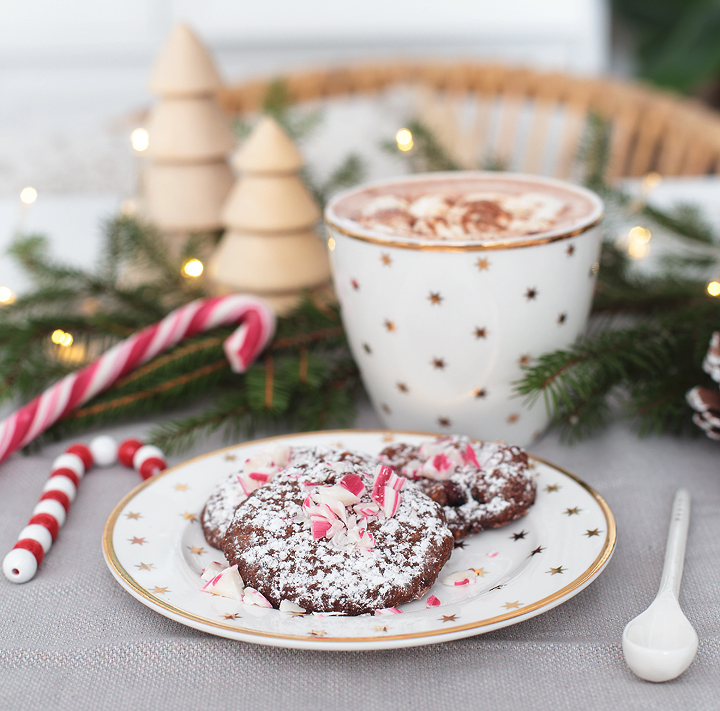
[384, 319, 396, 332]
[380, 253, 392, 266]
[351, 278, 360, 290]
[474, 327, 488, 339]
[547, 566, 566, 575]
[428, 291, 443, 305]
[525, 287, 538, 300]
[438, 417, 451, 427]
[507, 413, 520, 424]
[182, 512, 198, 522]
[396, 382, 409, 393]
[175, 484, 188, 492]
[567, 244, 576, 256]
[511, 530, 528, 541]
[381, 403, 391, 414]
[224, 454, 237, 461]
[557, 312, 567, 325]
[432, 357, 446, 369]
[473, 388, 487, 398]
[476, 257, 490, 271]
[519, 354, 531, 366]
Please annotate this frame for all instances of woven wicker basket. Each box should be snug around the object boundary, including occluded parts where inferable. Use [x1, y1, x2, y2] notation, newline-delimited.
[219, 63, 720, 181]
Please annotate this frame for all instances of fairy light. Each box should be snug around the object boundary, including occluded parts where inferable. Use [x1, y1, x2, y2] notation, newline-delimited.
[182, 259, 204, 278]
[327, 237, 336, 251]
[131, 128, 149, 152]
[707, 281, 720, 297]
[51, 329, 74, 347]
[120, 199, 137, 216]
[20, 187, 38, 205]
[396, 128, 414, 152]
[627, 226, 651, 260]
[641, 172, 662, 194]
[0, 287, 16, 305]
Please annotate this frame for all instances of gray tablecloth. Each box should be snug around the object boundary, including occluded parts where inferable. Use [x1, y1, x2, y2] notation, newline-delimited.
[1, 407, 718, 711]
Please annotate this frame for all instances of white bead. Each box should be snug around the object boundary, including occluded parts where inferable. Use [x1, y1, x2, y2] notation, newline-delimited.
[42, 474, 77, 502]
[33, 499, 66, 526]
[3, 548, 38, 583]
[89, 435, 118, 467]
[18, 524, 53, 553]
[133, 444, 165, 470]
[51, 452, 85, 478]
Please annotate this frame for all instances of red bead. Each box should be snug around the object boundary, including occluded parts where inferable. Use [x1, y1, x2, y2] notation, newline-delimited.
[40, 490, 71, 512]
[14, 538, 44, 565]
[50, 467, 80, 489]
[138, 457, 166, 480]
[65, 443, 93, 470]
[118, 438, 144, 468]
[29, 513, 60, 541]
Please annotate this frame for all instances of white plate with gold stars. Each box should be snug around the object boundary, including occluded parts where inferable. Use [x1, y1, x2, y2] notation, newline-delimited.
[103, 430, 616, 651]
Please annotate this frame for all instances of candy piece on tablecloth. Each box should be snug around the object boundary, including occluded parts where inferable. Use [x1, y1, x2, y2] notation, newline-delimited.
[118, 439, 144, 468]
[65, 443, 93, 470]
[89, 435, 119, 467]
[2, 548, 38, 584]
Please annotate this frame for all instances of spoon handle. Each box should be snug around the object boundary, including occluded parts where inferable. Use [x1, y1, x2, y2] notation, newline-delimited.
[658, 488, 691, 598]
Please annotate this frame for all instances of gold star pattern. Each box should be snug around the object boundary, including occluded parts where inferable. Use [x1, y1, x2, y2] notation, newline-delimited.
[188, 546, 205, 555]
[135, 562, 154, 571]
[585, 529, 601, 537]
[511, 530, 528, 541]
[564, 507, 581, 516]
[381, 403, 391, 415]
[473, 388, 487, 398]
[474, 326, 488, 339]
[182, 512, 198, 522]
[428, 291, 443, 305]
[525, 287, 538, 300]
[432, 357, 446, 369]
[384, 319, 396, 332]
[557, 313, 567, 325]
[545, 484, 560, 492]
[507, 413, 520, 424]
[224, 454, 237, 461]
[129, 537, 147, 545]
[310, 629, 325, 637]
[375, 625, 388, 632]
[175, 484, 188, 492]
[151, 586, 169, 595]
[438, 417, 452, 428]
[519, 354, 531, 367]
[476, 257, 490, 271]
[453, 540, 466, 549]
[547, 566, 566, 575]
[125, 512, 141, 520]
[530, 546, 545, 556]
[351, 278, 360, 290]
[363, 343, 372, 354]
[291, 612, 306, 618]
[503, 601, 522, 609]
[222, 613, 241, 620]
[396, 382, 409, 393]
[440, 615, 458, 623]
[380, 253, 392, 266]
[472, 567, 487, 577]
[566, 244, 575, 256]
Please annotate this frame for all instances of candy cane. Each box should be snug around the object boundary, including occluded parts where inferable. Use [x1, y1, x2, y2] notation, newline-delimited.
[0, 295, 275, 464]
[3, 436, 166, 583]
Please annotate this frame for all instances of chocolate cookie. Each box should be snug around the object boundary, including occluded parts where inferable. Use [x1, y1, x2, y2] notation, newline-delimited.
[221, 446, 454, 615]
[201, 444, 374, 549]
[379, 436, 536, 538]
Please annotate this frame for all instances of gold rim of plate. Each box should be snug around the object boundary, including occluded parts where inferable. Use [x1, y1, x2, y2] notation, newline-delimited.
[103, 429, 617, 645]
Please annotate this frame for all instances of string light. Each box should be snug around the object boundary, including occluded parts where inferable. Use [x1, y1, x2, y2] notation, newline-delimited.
[641, 172, 662, 193]
[396, 128, 414, 152]
[0, 287, 16, 305]
[131, 128, 149, 152]
[627, 226, 651, 260]
[707, 281, 720, 297]
[182, 259, 204, 278]
[20, 187, 37, 205]
[327, 237, 336, 251]
[120, 199, 137, 216]
[51, 330, 74, 347]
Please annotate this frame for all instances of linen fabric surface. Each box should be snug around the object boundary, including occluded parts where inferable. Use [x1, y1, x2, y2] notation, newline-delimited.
[1, 410, 718, 711]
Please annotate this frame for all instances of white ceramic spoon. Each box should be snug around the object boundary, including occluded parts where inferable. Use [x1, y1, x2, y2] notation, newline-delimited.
[622, 488, 698, 682]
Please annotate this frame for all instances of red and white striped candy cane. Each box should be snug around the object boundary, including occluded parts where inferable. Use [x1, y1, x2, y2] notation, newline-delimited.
[0, 294, 275, 465]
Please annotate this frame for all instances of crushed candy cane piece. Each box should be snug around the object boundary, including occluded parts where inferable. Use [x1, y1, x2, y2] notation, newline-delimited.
[243, 587, 273, 608]
[442, 569, 477, 587]
[426, 595, 441, 608]
[279, 600, 306, 614]
[319, 484, 360, 506]
[375, 607, 402, 615]
[387, 471, 407, 492]
[200, 561, 226, 582]
[201, 564, 245, 600]
[371, 465, 394, 504]
[382, 486, 401, 518]
[339, 473, 365, 496]
[487, 551, 498, 558]
[462, 443, 480, 468]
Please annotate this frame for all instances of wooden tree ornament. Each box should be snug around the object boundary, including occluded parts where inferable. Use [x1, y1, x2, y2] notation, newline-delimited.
[142, 24, 235, 241]
[208, 116, 332, 314]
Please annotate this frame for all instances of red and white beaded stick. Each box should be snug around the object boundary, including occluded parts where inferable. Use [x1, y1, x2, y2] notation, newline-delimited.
[2, 436, 169, 583]
[0, 294, 275, 583]
[0, 294, 274, 464]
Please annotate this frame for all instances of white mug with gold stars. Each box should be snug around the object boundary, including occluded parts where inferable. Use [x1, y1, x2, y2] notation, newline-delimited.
[325, 172, 604, 445]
